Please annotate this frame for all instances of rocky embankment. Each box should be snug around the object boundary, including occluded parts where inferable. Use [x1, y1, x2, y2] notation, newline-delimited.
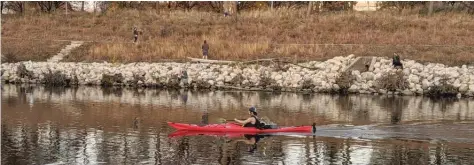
[2, 55, 474, 97]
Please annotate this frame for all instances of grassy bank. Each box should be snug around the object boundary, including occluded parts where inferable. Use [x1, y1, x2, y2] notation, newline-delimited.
[1, 39, 69, 63]
[2, 9, 474, 65]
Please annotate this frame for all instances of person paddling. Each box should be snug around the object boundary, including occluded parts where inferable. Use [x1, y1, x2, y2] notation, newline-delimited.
[234, 107, 263, 128]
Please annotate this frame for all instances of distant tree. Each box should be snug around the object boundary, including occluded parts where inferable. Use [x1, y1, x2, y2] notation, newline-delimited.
[4, 1, 25, 14]
[36, 1, 66, 13]
[177, 2, 197, 11]
[379, 2, 427, 12]
[208, 2, 223, 12]
[460, 2, 474, 13]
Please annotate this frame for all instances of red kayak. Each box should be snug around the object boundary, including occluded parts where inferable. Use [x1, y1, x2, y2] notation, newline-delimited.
[168, 130, 316, 138]
[167, 122, 314, 133]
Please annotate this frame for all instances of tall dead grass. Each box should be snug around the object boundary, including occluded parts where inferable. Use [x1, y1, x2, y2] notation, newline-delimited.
[2, 9, 474, 64]
[1, 39, 69, 63]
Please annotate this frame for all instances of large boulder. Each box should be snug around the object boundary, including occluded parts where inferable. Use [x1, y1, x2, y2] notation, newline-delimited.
[408, 75, 420, 84]
[469, 85, 474, 92]
[348, 84, 359, 93]
[459, 84, 469, 92]
[361, 72, 375, 81]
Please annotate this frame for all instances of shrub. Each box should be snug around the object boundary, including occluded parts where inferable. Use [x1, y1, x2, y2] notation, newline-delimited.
[302, 79, 315, 89]
[229, 73, 245, 86]
[16, 63, 33, 78]
[426, 78, 458, 97]
[42, 70, 70, 86]
[259, 75, 278, 90]
[335, 71, 355, 94]
[376, 71, 409, 92]
[101, 73, 124, 86]
[3, 53, 17, 63]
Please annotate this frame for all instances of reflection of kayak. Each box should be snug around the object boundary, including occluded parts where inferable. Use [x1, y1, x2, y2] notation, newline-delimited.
[168, 130, 316, 138]
[168, 130, 250, 138]
[167, 122, 314, 133]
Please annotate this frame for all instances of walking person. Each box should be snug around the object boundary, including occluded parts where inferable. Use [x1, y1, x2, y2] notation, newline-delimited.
[202, 40, 209, 59]
[133, 26, 139, 43]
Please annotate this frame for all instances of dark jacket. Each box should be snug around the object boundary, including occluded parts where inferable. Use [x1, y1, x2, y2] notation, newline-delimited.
[202, 43, 209, 52]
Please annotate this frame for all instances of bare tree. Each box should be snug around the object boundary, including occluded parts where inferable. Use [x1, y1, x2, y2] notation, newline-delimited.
[209, 1, 223, 12]
[177, 2, 196, 11]
[36, 1, 65, 13]
[97, 1, 109, 14]
[307, 1, 313, 16]
[5, 1, 25, 14]
[460, 2, 474, 13]
[428, 1, 434, 16]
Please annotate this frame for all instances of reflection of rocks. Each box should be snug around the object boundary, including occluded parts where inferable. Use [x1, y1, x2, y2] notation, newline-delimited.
[2, 56, 473, 97]
[2, 85, 473, 124]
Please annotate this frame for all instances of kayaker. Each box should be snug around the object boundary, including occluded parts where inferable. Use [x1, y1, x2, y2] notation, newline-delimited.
[234, 107, 264, 129]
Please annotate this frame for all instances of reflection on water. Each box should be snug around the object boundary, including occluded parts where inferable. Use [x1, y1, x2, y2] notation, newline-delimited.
[2, 84, 474, 165]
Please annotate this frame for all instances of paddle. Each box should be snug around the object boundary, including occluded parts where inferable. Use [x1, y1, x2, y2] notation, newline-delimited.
[217, 118, 245, 123]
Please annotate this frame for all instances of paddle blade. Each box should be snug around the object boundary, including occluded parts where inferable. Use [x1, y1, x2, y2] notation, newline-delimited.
[217, 118, 228, 123]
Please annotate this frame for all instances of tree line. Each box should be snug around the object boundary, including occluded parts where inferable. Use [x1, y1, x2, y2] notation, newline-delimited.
[2, 1, 474, 15]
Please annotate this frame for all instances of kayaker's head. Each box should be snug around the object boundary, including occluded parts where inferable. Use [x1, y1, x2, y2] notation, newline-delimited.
[248, 107, 257, 116]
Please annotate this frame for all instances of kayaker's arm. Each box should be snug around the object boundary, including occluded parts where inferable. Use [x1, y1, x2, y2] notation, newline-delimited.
[234, 118, 251, 125]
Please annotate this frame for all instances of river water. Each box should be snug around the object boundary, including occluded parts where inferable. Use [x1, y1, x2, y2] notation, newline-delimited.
[2, 84, 474, 165]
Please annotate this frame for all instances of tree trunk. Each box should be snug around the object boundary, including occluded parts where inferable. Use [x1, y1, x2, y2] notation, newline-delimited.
[1, 2, 4, 13]
[428, 1, 434, 16]
[307, 1, 313, 16]
[20, 2, 24, 14]
[81, 1, 84, 11]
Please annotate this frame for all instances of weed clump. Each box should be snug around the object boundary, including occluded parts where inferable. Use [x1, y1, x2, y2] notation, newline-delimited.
[259, 75, 279, 90]
[426, 78, 458, 97]
[335, 71, 355, 94]
[42, 70, 70, 86]
[16, 63, 33, 78]
[229, 73, 245, 86]
[195, 80, 211, 89]
[101, 73, 124, 86]
[302, 79, 315, 90]
[3, 53, 17, 63]
[376, 71, 409, 92]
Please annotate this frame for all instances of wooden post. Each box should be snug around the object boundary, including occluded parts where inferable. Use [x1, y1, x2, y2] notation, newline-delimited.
[81, 1, 84, 11]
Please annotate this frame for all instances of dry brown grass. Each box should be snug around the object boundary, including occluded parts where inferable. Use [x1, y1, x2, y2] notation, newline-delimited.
[2, 9, 474, 65]
[1, 39, 69, 63]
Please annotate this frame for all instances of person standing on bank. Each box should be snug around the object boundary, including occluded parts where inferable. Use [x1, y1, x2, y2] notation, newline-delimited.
[202, 40, 209, 59]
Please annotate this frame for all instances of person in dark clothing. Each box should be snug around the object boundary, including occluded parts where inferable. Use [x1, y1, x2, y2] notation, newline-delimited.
[234, 107, 264, 129]
[133, 27, 139, 43]
[202, 40, 209, 59]
[393, 54, 403, 69]
[201, 112, 209, 125]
